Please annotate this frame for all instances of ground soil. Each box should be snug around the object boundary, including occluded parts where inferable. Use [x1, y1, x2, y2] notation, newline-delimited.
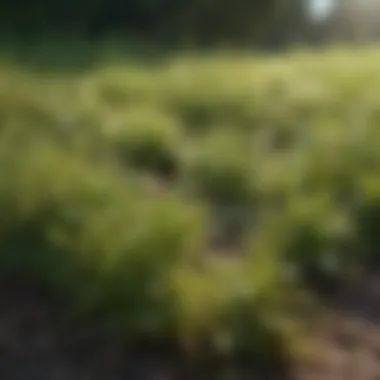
[2, 276, 380, 380]
[294, 273, 380, 380]
[2, 269, 380, 379]
[0, 278, 290, 380]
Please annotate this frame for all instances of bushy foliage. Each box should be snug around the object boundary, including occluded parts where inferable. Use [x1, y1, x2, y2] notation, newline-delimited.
[0, 141, 205, 334]
[107, 106, 182, 175]
[181, 130, 256, 204]
[3, 48, 380, 368]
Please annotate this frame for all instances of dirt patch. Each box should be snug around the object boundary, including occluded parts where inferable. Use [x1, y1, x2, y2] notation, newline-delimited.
[0, 278, 292, 380]
[294, 273, 380, 380]
[4, 273, 380, 380]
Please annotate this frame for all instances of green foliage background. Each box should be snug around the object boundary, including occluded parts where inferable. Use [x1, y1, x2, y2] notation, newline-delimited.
[0, 0, 287, 47]
[1, 47, 379, 367]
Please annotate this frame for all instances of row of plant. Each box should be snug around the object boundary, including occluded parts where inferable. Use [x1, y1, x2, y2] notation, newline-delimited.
[1, 49, 380, 371]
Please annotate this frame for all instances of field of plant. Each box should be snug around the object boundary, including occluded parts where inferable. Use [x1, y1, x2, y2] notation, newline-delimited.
[1, 48, 380, 376]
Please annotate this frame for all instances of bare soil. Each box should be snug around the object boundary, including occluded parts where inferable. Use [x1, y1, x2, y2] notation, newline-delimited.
[2, 272, 380, 379]
[0, 278, 289, 380]
[295, 273, 380, 380]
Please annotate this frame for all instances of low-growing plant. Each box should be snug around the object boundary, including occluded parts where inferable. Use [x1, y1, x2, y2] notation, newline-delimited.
[182, 130, 256, 205]
[2, 47, 380, 372]
[0, 140, 207, 337]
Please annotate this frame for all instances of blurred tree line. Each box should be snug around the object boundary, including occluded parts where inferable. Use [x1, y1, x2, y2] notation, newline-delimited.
[0, 0, 377, 51]
[0, 0, 313, 48]
[328, 0, 380, 43]
[305, 0, 380, 46]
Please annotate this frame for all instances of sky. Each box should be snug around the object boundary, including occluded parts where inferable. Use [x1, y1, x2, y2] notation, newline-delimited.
[309, 0, 335, 20]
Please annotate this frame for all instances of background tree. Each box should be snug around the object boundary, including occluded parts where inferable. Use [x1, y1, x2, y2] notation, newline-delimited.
[327, 0, 380, 43]
[0, 0, 311, 48]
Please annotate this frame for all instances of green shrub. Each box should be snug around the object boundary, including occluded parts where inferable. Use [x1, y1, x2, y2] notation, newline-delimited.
[352, 175, 380, 268]
[4, 48, 380, 369]
[83, 65, 163, 109]
[284, 196, 352, 286]
[0, 140, 207, 337]
[161, 59, 260, 133]
[105, 106, 183, 176]
[182, 130, 256, 205]
[173, 244, 307, 372]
